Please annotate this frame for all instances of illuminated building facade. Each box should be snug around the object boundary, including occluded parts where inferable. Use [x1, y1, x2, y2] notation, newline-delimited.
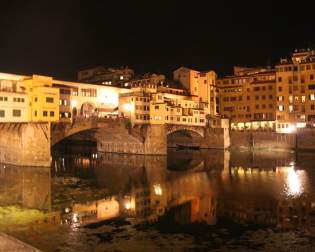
[53, 79, 129, 119]
[217, 67, 276, 130]
[0, 73, 59, 123]
[173, 67, 217, 116]
[275, 49, 315, 132]
[118, 84, 207, 126]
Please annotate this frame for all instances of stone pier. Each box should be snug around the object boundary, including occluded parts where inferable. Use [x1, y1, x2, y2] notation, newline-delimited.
[96, 124, 167, 155]
[0, 123, 51, 167]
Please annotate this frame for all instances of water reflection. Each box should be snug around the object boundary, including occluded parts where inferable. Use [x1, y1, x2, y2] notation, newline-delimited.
[1, 148, 315, 250]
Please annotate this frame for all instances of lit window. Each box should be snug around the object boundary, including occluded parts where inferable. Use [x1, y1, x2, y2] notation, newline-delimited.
[278, 105, 284, 111]
[289, 105, 293, 112]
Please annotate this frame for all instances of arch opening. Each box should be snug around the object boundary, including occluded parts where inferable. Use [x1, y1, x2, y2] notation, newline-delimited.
[167, 129, 203, 149]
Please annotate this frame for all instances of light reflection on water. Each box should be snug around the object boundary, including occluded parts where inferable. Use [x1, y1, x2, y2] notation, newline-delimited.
[0, 147, 315, 251]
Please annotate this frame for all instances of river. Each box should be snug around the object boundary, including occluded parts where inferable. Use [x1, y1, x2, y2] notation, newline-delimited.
[1, 143, 315, 251]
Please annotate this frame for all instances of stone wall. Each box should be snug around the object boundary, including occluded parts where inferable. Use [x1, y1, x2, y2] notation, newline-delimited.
[231, 131, 296, 150]
[96, 124, 167, 155]
[0, 123, 51, 167]
[296, 128, 315, 150]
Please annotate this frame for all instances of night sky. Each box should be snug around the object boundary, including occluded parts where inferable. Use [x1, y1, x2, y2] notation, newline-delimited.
[0, 0, 314, 80]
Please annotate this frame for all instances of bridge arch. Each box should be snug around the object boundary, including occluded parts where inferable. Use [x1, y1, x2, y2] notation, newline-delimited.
[166, 124, 205, 148]
[166, 124, 205, 138]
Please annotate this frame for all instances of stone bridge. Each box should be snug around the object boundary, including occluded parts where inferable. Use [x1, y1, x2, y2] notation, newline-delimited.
[51, 117, 126, 146]
[0, 118, 229, 167]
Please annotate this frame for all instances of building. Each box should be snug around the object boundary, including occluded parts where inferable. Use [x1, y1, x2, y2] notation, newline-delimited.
[0, 73, 59, 123]
[118, 81, 207, 126]
[173, 67, 217, 116]
[53, 79, 129, 119]
[77, 66, 134, 87]
[275, 49, 315, 132]
[217, 66, 277, 130]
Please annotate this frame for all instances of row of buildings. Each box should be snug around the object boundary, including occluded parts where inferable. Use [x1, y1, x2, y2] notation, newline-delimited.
[1, 49, 315, 133]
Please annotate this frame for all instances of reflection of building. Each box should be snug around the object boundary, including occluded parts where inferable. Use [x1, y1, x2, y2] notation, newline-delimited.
[0, 165, 51, 211]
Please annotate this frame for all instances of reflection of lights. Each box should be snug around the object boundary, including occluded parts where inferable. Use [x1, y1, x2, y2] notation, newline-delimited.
[72, 213, 79, 223]
[65, 208, 70, 213]
[283, 125, 296, 134]
[153, 184, 162, 195]
[286, 167, 303, 197]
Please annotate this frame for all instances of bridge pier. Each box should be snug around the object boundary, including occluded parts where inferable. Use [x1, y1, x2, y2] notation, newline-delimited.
[0, 123, 51, 167]
[97, 124, 167, 155]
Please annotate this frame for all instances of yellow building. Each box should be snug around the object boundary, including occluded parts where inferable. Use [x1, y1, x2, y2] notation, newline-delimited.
[217, 67, 276, 130]
[275, 49, 315, 132]
[119, 83, 207, 126]
[24, 75, 59, 122]
[0, 73, 59, 123]
[173, 67, 217, 116]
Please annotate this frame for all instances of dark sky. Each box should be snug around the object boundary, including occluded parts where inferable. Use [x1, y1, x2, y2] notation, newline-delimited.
[0, 0, 314, 80]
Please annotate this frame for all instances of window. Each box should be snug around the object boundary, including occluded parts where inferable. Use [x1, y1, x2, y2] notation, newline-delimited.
[277, 96, 284, 101]
[43, 111, 48, 117]
[278, 105, 284, 111]
[262, 95, 266, 100]
[247, 96, 250, 100]
[309, 84, 315, 90]
[289, 105, 293, 113]
[13, 109, 21, 117]
[254, 87, 260, 91]
[311, 74, 314, 80]
[34, 111, 37, 117]
[310, 94, 315, 101]
[302, 96, 306, 103]
[0, 110, 4, 117]
[155, 105, 159, 110]
[269, 104, 273, 108]
[311, 105, 315, 110]
[278, 86, 283, 92]
[46, 97, 54, 103]
[50, 111, 55, 117]
[268, 85, 273, 90]
[255, 96, 259, 100]
[269, 95, 273, 99]
[289, 96, 293, 103]
[278, 77, 282, 82]
[34, 97, 38, 102]
[255, 104, 259, 109]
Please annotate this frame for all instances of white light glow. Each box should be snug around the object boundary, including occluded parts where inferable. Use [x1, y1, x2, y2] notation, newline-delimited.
[124, 103, 133, 112]
[286, 168, 303, 197]
[98, 90, 119, 107]
[153, 184, 163, 196]
[71, 100, 77, 108]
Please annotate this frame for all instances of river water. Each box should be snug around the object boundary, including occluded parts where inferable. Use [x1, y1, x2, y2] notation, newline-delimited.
[1, 144, 315, 251]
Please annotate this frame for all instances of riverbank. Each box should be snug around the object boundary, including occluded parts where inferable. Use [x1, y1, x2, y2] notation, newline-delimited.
[0, 232, 41, 251]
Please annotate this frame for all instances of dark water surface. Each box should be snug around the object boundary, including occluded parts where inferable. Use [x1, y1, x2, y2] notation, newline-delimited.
[1, 144, 315, 251]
